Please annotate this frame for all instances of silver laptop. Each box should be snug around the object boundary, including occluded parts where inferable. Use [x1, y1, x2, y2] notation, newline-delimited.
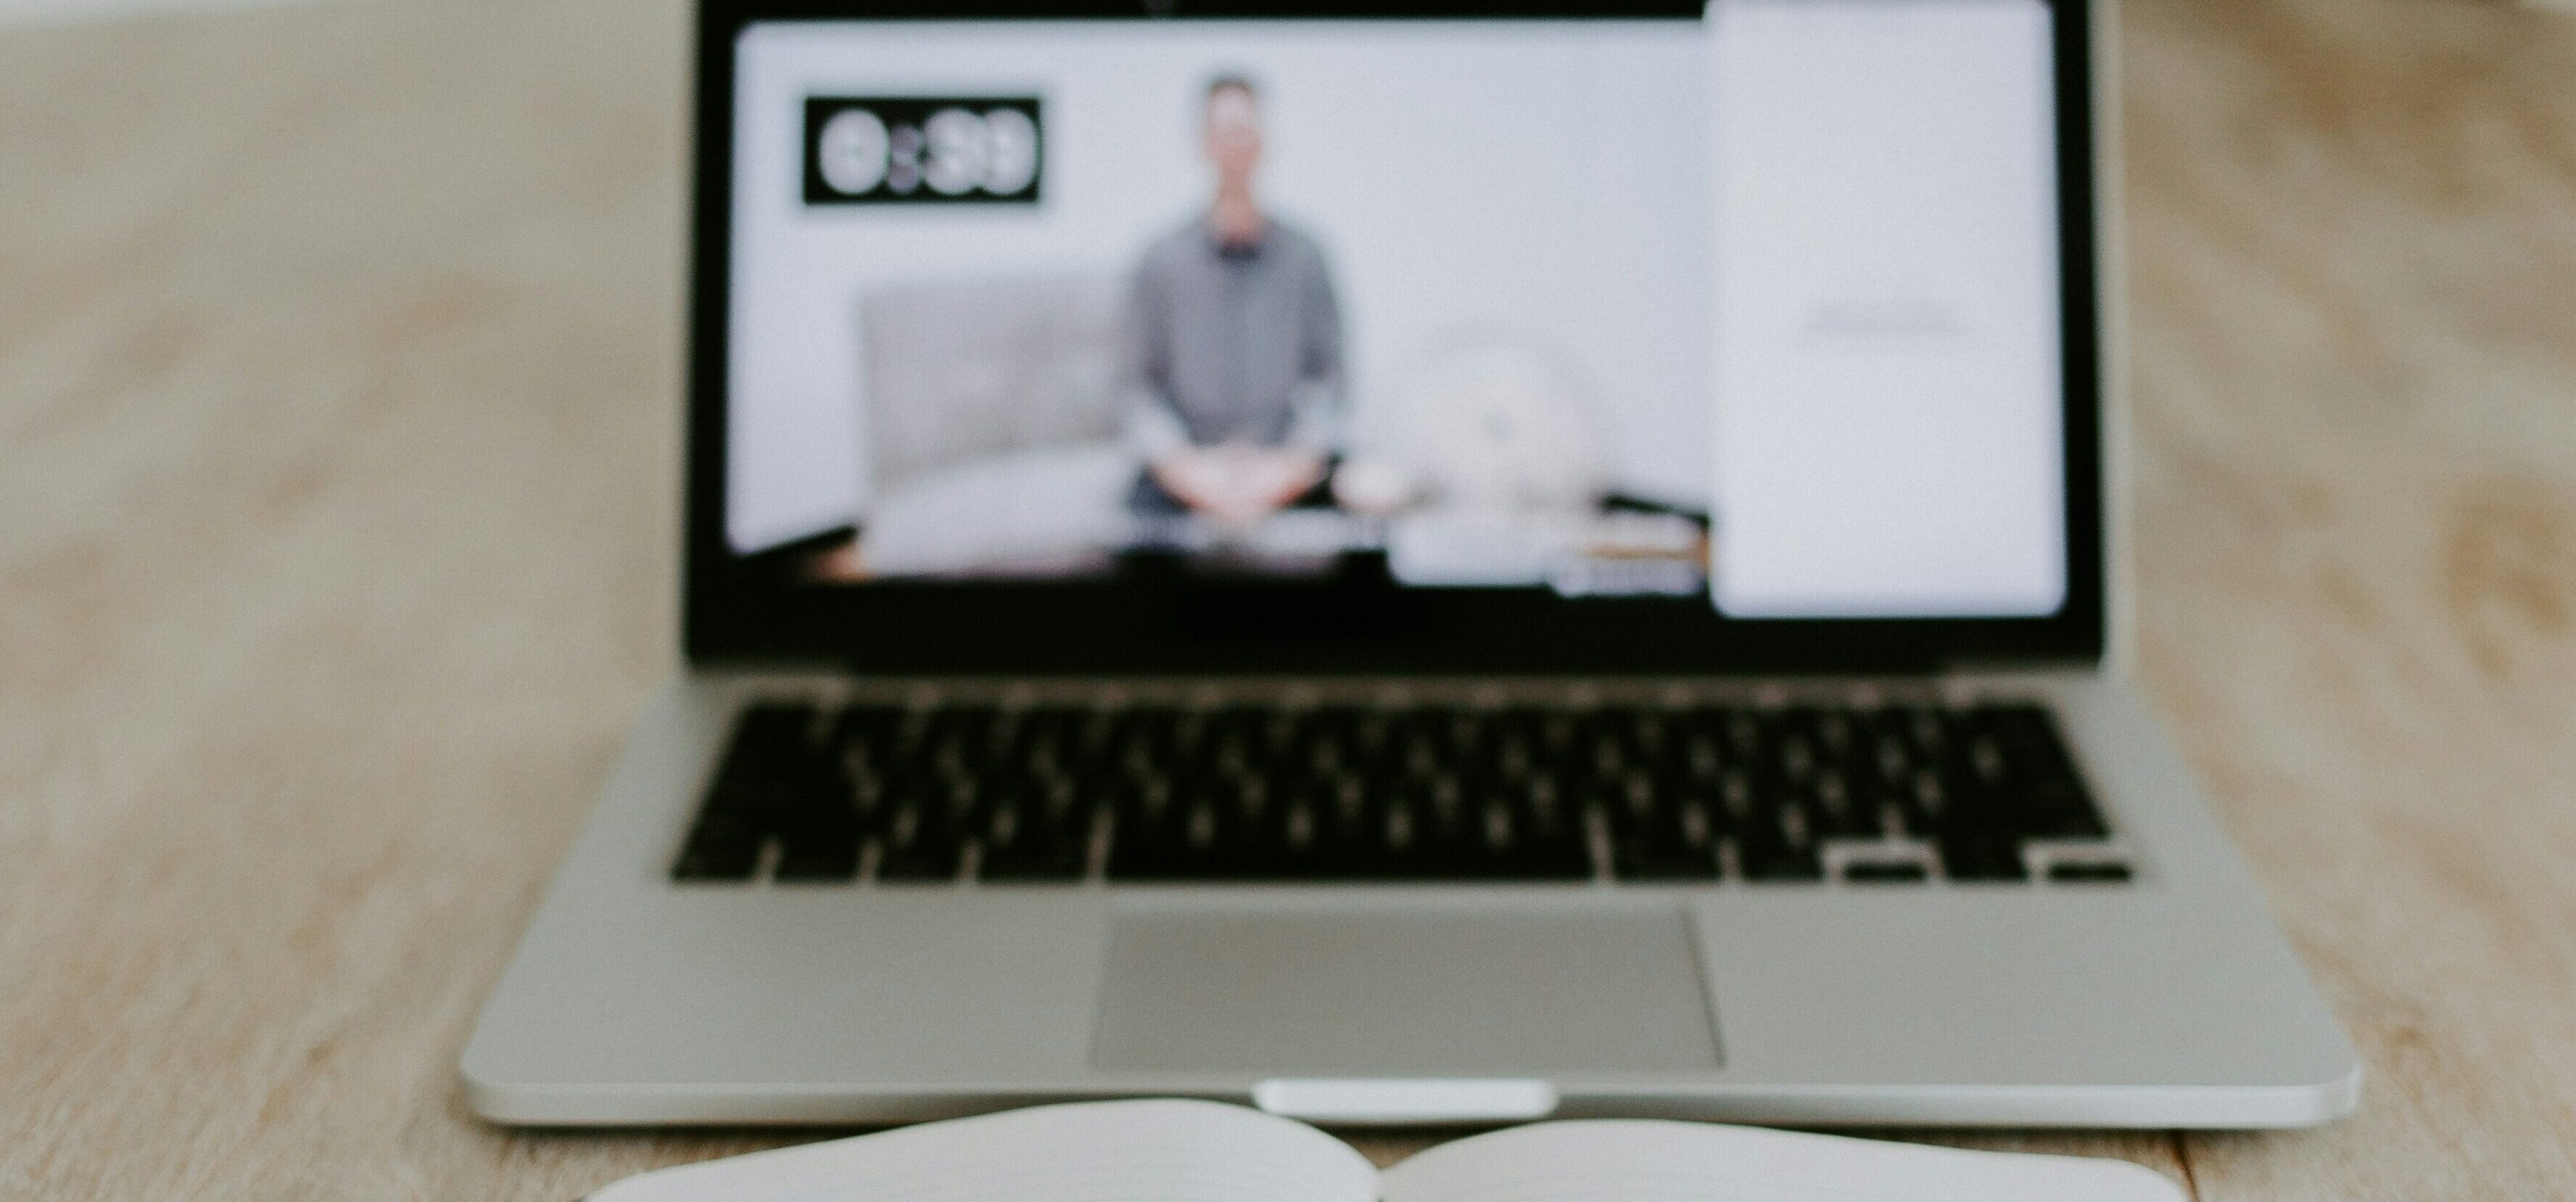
[463, 0, 2358, 1129]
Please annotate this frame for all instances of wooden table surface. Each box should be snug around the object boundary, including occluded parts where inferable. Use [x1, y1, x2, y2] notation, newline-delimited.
[5, 0, 2574, 1195]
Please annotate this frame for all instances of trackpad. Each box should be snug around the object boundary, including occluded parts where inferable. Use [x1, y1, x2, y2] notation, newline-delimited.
[1091, 907, 1721, 1073]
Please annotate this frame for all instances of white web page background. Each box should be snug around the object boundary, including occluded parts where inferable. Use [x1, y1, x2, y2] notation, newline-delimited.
[1710, 0, 2068, 617]
[726, 21, 1714, 555]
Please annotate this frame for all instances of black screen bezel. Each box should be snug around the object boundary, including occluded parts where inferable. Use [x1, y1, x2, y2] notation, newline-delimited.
[681, 0, 2106, 675]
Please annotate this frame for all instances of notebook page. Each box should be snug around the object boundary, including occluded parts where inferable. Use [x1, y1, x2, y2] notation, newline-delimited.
[1377, 1121, 2182, 1202]
[589, 1100, 1376, 1202]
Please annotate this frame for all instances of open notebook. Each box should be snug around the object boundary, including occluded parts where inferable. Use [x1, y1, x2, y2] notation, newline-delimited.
[590, 1100, 2183, 1202]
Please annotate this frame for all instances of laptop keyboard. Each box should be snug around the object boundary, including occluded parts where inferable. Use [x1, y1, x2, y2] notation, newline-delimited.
[671, 695, 2124, 886]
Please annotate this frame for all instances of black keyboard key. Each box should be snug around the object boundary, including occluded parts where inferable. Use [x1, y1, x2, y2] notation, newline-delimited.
[1259, 797, 1347, 877]
[1458, 795, 1590, 880]
[2021, 802, 2111, 839]
[1740, 842, 1822, 881]
[1310, 775, 1377, 850]
[1612, 796, 1720, 881]
[1602, 770, 1701, 841]
[671, 842, 761, 881]
[1841, 860, 1928, 884]
[1807, 771, 1879, 839]
[1696, 705, 1767, 761]
[709, 704, 833, 796]
[977, 804, 1089, 881]
[1894, 769, 1949, 837]
[1514, 779, 1592, 872]
[2048, 860, 2132, 884]
[1585, 771, 1653, 833]
[773, 826, 862, 882]
[875, 803, 962, 881]
[1006, 708, 1078, 775]
[1106, 785, 1214, 879]
[829, 704, 905, 769]
[1363, 796, 1434, 875]
[1939, 833, 2030, 881]
[1737, 791, 1821, 881]
[672, 812, 763, 881]
[1614, 845, 1718, 880]
[1886, 705, 1952, 758]
[1572, 730, 1632, 786]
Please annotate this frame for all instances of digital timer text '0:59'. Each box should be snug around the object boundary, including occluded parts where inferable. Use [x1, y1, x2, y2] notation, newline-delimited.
[804, 98, 1043, 206]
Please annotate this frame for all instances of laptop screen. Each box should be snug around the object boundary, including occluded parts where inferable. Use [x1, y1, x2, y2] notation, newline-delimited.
[691, 0, 2102, 670]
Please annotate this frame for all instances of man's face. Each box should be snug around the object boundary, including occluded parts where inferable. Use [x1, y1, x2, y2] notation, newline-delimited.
[1202, 87, 1263, 187]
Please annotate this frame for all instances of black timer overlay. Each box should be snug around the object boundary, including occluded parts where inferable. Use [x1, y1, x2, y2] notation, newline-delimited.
[802, 96, 1045, 206]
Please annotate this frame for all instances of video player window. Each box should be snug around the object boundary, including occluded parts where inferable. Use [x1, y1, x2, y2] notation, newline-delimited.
[724, 4, 2071, 619]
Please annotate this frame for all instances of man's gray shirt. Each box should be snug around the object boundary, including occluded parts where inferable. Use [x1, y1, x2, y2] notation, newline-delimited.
[1123, 217, 1345, 456]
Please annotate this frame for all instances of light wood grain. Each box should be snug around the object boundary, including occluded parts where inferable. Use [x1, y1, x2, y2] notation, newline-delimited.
[2121, 1, 2576, 1196]
[1, 0, 2571, 1197]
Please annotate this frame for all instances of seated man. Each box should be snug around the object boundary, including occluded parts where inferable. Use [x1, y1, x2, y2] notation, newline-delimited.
[1124, 74, 1346, 524]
